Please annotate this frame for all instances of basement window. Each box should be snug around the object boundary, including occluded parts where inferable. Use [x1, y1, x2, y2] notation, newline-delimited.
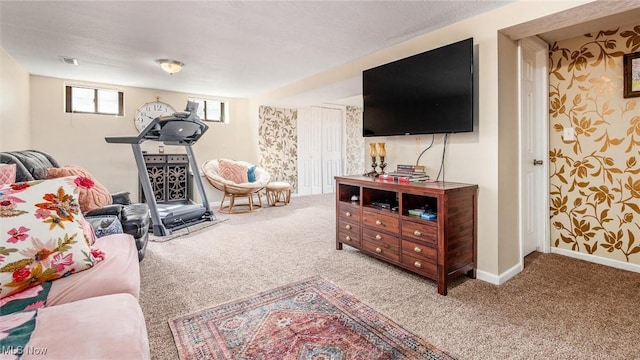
[189, 98, 228, 123]
[65, 86, 124, 116]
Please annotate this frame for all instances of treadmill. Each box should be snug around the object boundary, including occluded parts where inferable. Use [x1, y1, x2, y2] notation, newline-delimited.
[106, 101, 216, 236]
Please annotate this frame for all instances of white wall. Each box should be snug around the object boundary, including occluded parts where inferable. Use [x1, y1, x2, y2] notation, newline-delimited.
[29, 76, 255, 203]
[0, 48, 31, 150]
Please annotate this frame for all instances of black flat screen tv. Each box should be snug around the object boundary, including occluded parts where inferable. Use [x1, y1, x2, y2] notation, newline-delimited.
[363, 38, 474, 137]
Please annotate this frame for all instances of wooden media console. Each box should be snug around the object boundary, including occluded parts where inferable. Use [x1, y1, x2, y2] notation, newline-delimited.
[335, 175, 478, 295]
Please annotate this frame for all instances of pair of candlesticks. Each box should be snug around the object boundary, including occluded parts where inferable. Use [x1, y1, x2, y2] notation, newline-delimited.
[365, 142, 387, 177]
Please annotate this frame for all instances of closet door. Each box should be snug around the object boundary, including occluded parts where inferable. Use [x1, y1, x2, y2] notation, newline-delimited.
[297, 108, 313, 195]
[297, 106, 344, 195]
[310, 107, 324, 194]
[321, 107, 343, 194]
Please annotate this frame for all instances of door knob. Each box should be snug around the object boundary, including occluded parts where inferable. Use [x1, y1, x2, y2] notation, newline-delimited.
[533, 159, 543, 166]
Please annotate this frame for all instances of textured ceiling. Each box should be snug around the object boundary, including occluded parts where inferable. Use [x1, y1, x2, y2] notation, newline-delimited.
[0, 1, 510, 100]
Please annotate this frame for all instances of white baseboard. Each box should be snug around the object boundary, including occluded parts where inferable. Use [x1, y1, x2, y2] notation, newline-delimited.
[476, 261, 523, 285]
[475, 270, 499, 285]
[551, 247, 640, 273]
[475, 249, 640, 286]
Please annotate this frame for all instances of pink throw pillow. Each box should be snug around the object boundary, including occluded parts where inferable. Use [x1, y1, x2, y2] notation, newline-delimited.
[0, 164, 16, 186]
[218, 159, 248, 184]
[46, 165, 112, 213]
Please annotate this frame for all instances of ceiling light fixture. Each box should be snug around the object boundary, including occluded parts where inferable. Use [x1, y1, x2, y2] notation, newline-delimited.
[156, 59, 184, 75]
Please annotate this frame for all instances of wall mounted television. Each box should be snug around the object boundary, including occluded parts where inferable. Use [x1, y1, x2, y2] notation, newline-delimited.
[363, 38, 474, 137]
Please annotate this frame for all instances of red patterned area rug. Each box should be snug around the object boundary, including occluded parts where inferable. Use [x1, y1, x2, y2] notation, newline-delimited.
[169, 276, 456, 359]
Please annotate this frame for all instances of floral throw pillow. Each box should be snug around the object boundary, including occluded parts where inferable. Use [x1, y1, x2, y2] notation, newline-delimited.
[0, 177, 99, 300]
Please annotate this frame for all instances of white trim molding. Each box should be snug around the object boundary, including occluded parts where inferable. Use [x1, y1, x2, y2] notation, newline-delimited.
[476, 261, 523, 286]
[551, 247, 640, 273]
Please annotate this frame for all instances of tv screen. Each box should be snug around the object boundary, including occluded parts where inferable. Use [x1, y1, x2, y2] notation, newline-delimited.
[363, 38, 474, 137]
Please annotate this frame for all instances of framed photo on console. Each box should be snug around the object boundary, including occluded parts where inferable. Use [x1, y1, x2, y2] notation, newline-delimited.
[624, 51, 640, 98]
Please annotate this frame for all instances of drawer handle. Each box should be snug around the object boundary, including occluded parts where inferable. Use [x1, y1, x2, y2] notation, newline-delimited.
[414, 246, 422, 253]
[375, 247, 382, 253]
[345, 211, 351, 217]
[375, 219, 382, 225]
[414, 261, 422, 268]
[375, 234, 382, 240]
[345, 224, 351, 230]
[345, 236, 351, 242]
[413, 230, 422, 236]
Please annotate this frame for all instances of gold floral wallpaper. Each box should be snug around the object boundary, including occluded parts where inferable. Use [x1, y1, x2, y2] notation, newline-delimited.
[344, 106, 365, 175]
[258, 106, 298, 192]
[549, 23, 640, 264]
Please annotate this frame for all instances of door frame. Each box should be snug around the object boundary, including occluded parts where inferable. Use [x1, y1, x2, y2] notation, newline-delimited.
[518, 36, 550, 263]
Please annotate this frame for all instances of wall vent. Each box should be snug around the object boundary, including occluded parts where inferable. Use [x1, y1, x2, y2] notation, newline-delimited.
[60, 56, 78, 65]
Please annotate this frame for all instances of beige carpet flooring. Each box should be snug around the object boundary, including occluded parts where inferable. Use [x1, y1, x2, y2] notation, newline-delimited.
[139, 193, 640, 359]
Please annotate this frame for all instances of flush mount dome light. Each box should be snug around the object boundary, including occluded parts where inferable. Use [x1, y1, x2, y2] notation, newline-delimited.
[156, 59, 184, 75]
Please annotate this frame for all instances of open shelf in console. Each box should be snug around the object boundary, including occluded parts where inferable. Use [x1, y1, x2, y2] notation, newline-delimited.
[338, 184, 360, 204]
[362, 187, 398, 212]
[402, 193, 438, 223]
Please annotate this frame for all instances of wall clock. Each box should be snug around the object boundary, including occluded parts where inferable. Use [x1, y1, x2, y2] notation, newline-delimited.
[134, 100, 176, 132]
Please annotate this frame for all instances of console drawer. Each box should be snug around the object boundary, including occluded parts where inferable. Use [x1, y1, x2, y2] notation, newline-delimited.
[338, 219, 360, 246]
[362, 210, 398, 233]
[338, 203, 360, 222]
[401, 239, 437, 262]
[362, 234, 400, 262]
[401, 220, 436, 246]
[401, 253, 437, 279]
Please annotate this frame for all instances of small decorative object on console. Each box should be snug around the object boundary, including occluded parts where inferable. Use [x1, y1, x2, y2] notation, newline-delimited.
[363, 143, 389, 177]
[364, 143, 379, 177]
[377, 142, 387, 175]
[421, 212, 437, 220]
[408, 209, 425, 217]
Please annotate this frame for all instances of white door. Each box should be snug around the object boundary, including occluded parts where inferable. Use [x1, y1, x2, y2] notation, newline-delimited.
[519, 37, 550, 259]
[310, 107, 323, 194]
[297, 108, 312, 195]
[297, 106, 344, 195]
[321, 107, 343, 193]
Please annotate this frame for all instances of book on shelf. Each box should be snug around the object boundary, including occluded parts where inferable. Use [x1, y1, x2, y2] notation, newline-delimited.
[387, 171, 429, 178]
[381, 173, 430, 183]
[396, 164, 425, 172]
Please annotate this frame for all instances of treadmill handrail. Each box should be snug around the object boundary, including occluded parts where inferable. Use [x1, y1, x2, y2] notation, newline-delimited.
[105, 113, 209, 145]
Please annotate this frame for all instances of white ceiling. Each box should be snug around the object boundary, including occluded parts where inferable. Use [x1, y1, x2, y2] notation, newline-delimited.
[0, 1, 511, 102]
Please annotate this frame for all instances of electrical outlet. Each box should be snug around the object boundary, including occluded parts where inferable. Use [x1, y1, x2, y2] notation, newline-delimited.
[563, 127, 575, 141]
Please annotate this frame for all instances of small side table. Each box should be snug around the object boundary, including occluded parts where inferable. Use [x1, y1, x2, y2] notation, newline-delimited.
[265, 181, 291, 206]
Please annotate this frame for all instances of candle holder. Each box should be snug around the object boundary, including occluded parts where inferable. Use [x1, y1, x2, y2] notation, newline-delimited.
[377, 143, 386, 175]
[364, 143, 380, 177]
[378, 156, 387, 175]
[364, 156, 379, 177]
